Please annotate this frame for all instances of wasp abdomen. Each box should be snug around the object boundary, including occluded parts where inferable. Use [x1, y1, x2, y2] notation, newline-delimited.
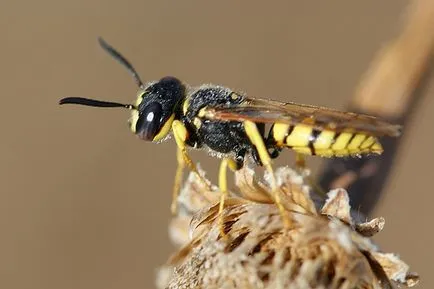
[271, 122, 383, 157]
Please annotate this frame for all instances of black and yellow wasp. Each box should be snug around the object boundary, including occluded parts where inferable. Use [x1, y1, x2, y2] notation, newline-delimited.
[60, 38, 401, 232]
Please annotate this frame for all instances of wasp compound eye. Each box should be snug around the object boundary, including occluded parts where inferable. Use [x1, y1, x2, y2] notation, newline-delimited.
[136, 102, 164, 141]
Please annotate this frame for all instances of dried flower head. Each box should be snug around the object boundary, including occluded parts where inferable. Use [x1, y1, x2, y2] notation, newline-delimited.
[157, 166, 418, 289]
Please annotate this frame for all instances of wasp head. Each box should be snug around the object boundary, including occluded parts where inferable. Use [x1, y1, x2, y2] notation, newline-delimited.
[59, 38, 186, 143]
[131, 76, 185, 141]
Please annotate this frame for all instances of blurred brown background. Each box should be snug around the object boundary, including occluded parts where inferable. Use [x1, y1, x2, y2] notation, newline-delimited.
[1, 1, 433, 288]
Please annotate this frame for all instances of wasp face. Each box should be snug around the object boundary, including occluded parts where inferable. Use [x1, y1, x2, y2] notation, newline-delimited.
[132, 76, 185, 142]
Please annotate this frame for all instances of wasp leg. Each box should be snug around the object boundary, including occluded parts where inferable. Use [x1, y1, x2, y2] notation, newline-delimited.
[217, 157, 241, 239]
[171, 120, 211, 214]
[295, 153, 306, 169]
[171, 147, 186, 214]
[252, 147, 281, 166]
[244, 120, 291, 228]
[295, 153, 327, 197]
[309, 178, 327, 197]
[251, 148, 262, 166]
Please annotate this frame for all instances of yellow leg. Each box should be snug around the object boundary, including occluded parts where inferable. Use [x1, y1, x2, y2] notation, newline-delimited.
[171, 120, 211, 203]
[218, 158, 238, 239]
[171, 148, 186, 214]
[309, 177, 327, 198]
[295, 153, 306, 169]
[244, 120, 290, 228]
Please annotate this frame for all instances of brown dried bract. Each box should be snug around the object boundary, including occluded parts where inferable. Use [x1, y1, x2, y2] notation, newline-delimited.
[157, 167, 418, 289]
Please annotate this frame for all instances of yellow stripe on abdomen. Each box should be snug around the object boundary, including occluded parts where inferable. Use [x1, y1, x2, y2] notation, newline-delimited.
[272, 123, 384, 157]
[272, 123, 291, 146]
[313, 130, 336, 149]
[331, 132, 353, 150]
[347, 134, 366, 150]
[360, 136, 375, 149]
[286, 124, 313, 147]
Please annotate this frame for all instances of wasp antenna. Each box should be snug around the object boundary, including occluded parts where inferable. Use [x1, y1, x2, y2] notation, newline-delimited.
[59, 97, 135, 110]
[98, 37, 145, 89]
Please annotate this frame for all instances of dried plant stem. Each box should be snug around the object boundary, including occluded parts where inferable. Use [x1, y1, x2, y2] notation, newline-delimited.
[319, 0, 434, 216]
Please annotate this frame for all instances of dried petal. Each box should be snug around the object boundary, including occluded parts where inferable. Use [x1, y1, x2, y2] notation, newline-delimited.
[321, 188, 353, 225]
[372, 252, 419, 287]
[356, 217, 385, 237]
[160, 167, 418, 289]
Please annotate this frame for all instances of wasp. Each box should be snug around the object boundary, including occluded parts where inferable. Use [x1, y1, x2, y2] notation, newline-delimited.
[60, 38, 401, 234]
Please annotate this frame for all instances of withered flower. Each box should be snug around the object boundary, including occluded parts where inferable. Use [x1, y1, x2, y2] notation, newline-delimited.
[157, 166, 418, 289]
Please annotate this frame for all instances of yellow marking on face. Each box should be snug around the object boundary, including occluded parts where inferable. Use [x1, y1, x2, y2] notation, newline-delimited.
[331, 132, 353, 150]
[153, 114, 175, 142]
[272, 123, 291, 146]
[129, 110, 139, 133]
[313, 130, 336, 150]
[347, 134, 366, 150]
[360, 136, 375, 149]
[135, 91, 144, 106]
[193, 117, 202, 129]
[129, 91, 146, 133]
[293, 147, 312, 155]
[286, 124, 313, 147]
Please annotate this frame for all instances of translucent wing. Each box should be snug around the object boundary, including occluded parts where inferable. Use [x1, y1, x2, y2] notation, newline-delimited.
[202, 97, 401, 137]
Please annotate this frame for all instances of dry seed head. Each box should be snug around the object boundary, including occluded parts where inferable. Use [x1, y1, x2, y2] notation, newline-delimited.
[158, 166, 418, 289]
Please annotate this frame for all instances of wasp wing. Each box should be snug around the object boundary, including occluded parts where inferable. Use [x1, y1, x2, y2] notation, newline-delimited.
[202, 97, 401, 137]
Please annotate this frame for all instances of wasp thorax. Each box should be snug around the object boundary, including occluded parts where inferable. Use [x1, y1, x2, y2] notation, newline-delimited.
[132, 76, 185, 142]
